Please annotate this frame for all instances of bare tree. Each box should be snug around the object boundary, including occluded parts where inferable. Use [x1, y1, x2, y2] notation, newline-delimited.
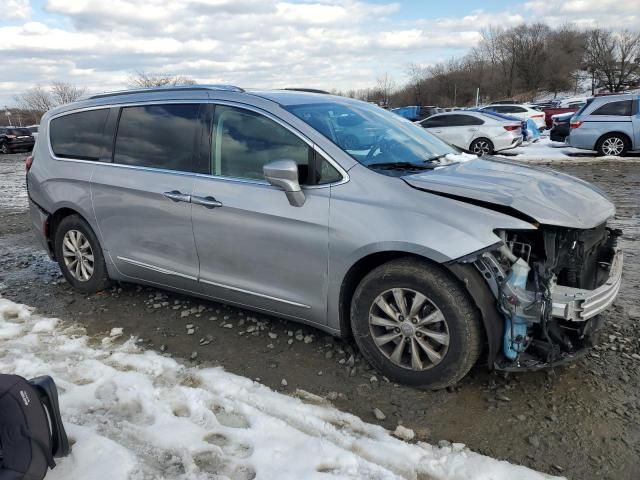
[585, 29, 640, 92]
[51, 81, 87, 105]
[14, 86, 55, 114]
[374, 73, 396, 107]
[128, 71, 196, 88]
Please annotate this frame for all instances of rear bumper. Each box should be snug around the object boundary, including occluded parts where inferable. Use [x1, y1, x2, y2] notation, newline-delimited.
[28, 199, 52, 256]
[551, 248, 623, 321]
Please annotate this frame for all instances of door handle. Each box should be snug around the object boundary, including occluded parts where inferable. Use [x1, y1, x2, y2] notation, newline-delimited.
[191, 195, 223, 209]
[163, 190, 191, 203]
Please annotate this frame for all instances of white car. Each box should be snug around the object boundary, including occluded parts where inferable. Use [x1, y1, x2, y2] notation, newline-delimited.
[480, 104, 546, 130]
[27, 124, 39, 138]
[418, 111, 523, 155]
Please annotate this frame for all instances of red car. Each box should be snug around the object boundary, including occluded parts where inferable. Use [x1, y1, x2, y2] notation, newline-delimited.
[542, 101, 585, 129]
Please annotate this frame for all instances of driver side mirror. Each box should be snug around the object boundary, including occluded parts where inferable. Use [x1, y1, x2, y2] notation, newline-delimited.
[263, 159, 306, 207]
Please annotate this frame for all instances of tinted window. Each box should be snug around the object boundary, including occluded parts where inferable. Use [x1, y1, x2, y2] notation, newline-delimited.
[592, 100, 632, 116]
[114, 104, 200, 171]
[212, 105, 312, 182]
[50, 109, 109, 160]
[451, 115, 484, 126]
[28, 126, 39, 133]
[8, 128, 31, 136]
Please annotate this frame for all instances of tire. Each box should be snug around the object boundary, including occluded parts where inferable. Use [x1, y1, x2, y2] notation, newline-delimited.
[596, 133, 628, 157]
[0, 142, 9, 154]
[469, 138, 494, 156]
[350, 258, 483, 389]
[53, 214, 111, 293]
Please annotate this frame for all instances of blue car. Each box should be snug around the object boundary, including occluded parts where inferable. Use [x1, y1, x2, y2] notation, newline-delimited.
[569, 94, 640, 156]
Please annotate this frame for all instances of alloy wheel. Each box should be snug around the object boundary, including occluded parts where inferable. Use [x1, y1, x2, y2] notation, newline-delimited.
[601, 137, 625, 156]
[0, 143, 8, 154]
[368, 288, 450, 371]
[62, 230, 95, 282]
[472, 140, 491, 155]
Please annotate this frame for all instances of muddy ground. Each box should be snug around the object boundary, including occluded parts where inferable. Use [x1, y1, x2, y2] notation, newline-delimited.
[1, 152, 639, 479]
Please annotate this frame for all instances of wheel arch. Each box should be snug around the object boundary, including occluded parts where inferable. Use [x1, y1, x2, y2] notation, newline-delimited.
[595, 131, 631, 152]
[48, 207, 90, 259]
[337, 251, 494, 363]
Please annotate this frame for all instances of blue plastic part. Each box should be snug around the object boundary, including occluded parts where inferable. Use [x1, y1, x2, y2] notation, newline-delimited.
[503, 259, 531, 360]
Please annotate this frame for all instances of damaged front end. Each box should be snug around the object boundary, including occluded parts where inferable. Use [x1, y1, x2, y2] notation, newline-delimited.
[461, 224, 622, 371]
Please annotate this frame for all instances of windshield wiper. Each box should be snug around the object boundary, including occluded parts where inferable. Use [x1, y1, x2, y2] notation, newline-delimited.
[423, 153, 448, 163]
[368, 162, 436, 171]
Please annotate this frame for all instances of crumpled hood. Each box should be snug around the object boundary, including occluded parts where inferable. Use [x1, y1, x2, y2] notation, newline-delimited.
[403, 157, 615, 229]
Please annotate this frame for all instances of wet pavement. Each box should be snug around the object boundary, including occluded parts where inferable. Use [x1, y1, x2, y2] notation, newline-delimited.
[1, 152, 639, 479]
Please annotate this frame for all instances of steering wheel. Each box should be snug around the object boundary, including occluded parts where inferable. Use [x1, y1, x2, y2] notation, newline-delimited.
[365, 136, 389, 163]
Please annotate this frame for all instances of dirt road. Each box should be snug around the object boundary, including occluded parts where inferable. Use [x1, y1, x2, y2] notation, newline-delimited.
[1, 152, 638, 479]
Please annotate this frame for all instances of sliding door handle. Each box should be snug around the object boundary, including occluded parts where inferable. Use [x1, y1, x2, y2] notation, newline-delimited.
[192, 195, 223, 209]
[163, 190, 191, 203]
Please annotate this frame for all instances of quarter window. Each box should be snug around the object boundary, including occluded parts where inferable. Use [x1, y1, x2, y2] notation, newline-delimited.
[50, 109, 109, 160]
[592, 100, 632, 116]
[114, 104, 200, 171]
[211, 105, 340, 185]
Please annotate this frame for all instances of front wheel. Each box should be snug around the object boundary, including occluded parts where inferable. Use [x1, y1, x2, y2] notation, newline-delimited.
[469, 138, 494, 156]
[54, 214, 111, 293]
[0, 142, 9, 154]
[350, 258, 483, 389]
[597, 134, 628, 157]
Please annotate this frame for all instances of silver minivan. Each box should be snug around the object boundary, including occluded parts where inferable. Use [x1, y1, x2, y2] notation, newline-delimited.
[569, 94, 640, 156]
[27, 86, 623, 388]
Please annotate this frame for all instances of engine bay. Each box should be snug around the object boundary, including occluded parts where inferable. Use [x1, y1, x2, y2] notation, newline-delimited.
[473, 224, 621, 370]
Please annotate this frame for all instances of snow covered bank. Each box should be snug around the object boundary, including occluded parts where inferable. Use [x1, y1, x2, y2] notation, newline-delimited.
[0, 297, 561, 480]
[498, 137, 640, 164]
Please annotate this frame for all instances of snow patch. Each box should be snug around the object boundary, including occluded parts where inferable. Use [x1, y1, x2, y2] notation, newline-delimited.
[0, 297, 561, 480]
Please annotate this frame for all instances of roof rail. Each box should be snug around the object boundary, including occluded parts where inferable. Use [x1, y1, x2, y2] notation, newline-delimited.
[87, 84, 245, 100]
[283, 88, 330, 94]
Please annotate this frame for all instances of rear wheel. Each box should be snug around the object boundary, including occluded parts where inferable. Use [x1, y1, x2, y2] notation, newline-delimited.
[597, 134, 628, 157]
[350, 258, 483, 389]
[54, 215, 111, 293]
[469, 138, 494, 155]
[0, 142, 9, 154]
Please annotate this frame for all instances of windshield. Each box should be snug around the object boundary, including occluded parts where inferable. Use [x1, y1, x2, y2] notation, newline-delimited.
[285, 101, 459, 168]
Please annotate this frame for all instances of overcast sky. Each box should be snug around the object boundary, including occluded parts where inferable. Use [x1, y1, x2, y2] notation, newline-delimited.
[1, 0, 639, 107]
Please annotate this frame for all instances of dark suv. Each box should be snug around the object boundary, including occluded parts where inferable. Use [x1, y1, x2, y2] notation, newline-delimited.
[0, 127, 35, 153]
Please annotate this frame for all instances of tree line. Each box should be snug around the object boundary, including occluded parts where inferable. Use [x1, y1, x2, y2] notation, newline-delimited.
[340, 25, 640, 108]
[8, 25, 640, 124]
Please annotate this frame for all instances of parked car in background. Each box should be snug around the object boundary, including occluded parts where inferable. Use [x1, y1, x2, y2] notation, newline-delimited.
[27, 86, 622, 388]
[0, 126, 35, 153]
[27, 125, 39, 138]
[480, 104, 546, 131]
[489, 100, 520, 105]
[569, 94, 639, 156]
[391, 105, 439, 122]
[542, 101, 586, 129]
[418, 111, 522, 155]
[549, 112, 573, 142]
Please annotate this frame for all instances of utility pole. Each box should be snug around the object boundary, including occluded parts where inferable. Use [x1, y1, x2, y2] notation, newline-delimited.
[453, 83, 457, 107]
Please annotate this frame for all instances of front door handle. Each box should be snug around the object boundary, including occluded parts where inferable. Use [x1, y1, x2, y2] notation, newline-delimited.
[163, 190, 191, 203]
[192, 195, 223, 209]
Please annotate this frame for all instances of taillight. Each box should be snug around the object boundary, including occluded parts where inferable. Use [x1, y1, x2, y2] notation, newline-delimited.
[570, 120, 583, 129]
[504, 125, 520, 131]
[532, 114, 545, 119]
[25, 155, 34, 172]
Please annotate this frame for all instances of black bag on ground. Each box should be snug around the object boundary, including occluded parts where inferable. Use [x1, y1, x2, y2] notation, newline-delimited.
[0, 375, 70, 480]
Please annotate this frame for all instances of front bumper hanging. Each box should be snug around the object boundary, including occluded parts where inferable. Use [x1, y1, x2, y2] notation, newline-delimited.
[551, 248, 623, 322]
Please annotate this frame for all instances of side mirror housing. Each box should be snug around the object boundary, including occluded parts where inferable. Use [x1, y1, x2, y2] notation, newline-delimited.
[263, 159, 306, 207]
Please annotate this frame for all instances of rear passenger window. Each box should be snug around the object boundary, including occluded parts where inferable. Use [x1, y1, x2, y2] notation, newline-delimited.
[50, 109, 109, 160]
[592, 100, 632, 116]
[114, 104, 200, 171]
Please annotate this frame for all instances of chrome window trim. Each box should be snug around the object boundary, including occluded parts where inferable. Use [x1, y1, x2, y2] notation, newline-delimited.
[200, 278, 311, 309]
[117, 256, 198, 281]
[46, 99, 350, 189]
